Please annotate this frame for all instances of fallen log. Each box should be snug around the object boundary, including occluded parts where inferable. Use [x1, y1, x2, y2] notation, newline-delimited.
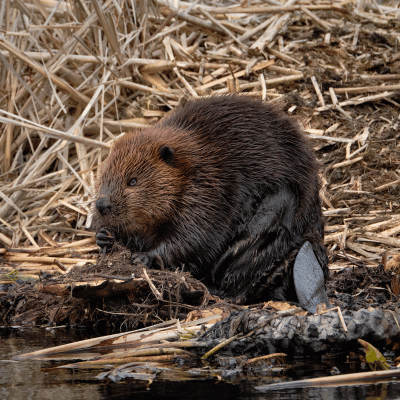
[199, 308, 400, 357]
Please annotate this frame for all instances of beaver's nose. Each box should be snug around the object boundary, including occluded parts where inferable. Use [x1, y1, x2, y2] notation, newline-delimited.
[96, 196, 113, 215]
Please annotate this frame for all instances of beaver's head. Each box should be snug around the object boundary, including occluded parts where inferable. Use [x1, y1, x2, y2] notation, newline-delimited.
[94, 127, 193, 239]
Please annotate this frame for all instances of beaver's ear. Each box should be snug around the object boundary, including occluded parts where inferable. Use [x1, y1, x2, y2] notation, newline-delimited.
[159, 146, 174, 166]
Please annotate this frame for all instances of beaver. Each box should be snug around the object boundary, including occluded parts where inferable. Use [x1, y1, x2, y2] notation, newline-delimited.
[93, 95, 330, 312]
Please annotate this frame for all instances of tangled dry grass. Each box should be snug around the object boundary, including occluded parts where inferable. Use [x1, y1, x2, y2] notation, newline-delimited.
[0, 0, 400, 328]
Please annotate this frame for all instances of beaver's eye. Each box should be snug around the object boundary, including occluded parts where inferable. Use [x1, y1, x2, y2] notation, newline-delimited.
[128, 178, 137, 187]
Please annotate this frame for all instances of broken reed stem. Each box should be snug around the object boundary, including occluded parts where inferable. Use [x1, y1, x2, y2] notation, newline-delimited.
[315, 307, 348, 333]
[311, 76, 326, 109]
[79, 347, 197, 365]
[255, 369, 400, 391]
[374, 179, 400, 192]
[143, 268, 163, 300]
[196, 60, 274, 91]
[201, 5, 348, 14]
[157, 2, 225, 34]
[334, 84, 400, 94]
[301, 6, 331, 31]
[5, 255, 95, 264]
[336, 307, 348, 333]
[197, 7, 248, 51]
[64, 355, 177, 367]
[330, 156, 363, 170]
[201, 334, 242, 360]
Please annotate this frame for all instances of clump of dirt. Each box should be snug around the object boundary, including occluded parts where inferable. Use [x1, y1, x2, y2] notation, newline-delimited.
[0, 246, 241, 331]
[1, 244, 399, 332]
[327, 264, 400, 311]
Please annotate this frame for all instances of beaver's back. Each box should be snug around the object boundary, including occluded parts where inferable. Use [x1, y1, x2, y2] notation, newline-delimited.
[160, 96, 318, 196]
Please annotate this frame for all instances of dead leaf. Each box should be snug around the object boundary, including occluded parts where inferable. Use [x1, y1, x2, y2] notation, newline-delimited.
[263, 301, 298, 311]
[382, 252, 400, 274]
[184, 308, 224, 324]
[358, 339, 390, 371]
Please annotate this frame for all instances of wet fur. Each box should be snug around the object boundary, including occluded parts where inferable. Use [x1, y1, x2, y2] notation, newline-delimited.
[93, 96, 328, 304]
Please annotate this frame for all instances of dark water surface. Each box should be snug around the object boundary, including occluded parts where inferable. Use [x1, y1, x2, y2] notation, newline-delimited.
[1, 328, 400, 400]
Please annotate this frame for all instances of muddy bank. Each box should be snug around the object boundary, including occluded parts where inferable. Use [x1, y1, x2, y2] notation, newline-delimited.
[1, 247, 400, 358]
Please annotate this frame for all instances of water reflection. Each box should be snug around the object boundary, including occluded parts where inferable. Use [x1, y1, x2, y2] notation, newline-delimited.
[0, 328, 399, 400]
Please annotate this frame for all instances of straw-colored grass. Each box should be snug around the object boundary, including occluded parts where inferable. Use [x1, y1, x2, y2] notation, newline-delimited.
[0, 0, 400, 276]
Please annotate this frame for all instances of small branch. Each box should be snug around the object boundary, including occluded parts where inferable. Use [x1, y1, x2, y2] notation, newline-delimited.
[143, 268, 163, 300]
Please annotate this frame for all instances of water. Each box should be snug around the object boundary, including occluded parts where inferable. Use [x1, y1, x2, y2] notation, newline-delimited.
[1, 328, 400, 400]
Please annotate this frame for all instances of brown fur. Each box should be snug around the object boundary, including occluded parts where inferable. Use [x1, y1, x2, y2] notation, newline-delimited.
[93, 95, 328, 304]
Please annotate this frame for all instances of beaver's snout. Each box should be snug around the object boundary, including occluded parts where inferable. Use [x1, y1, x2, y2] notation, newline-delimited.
[96, 196, 113, 216]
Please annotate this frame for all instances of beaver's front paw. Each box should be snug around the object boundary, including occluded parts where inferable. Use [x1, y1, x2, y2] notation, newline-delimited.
[96, 228, 115, 255]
